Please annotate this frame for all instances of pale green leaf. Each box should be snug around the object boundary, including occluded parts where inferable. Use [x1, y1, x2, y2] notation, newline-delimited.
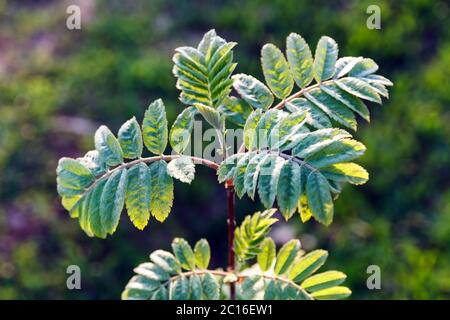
[286, 98, 332, 129]
[307, 138, 366, 168]
[167, 156, 195, 184]
[169, 106, 196, 154]
[261, 44, 294, 99]
[286, 33, 314, 88]
[243, 109, 263, 150]
[257, 237, 276, 272]
[313, 36, 338, 82]
[274, 239, 301, 275]
[301, 270, 346, 292]
[218, 97, 253, 127]
[149, 160, 173, 222]
[142, 99, 168, 154]
[94, 125, 123, 166]
[118, 117, 143, 159]
[257, 154, 285, 208]
[349, 58, 379, 77]
[150, 250, 181, 275]
[310, 286, 351, 300]
[321, 162, 369, 185]
[125, 162, 151, 230]
[288, 249, 328, 283]
[202, 273, 220, 300]
[194, 103, 222, 130]
[306, 171, 333, 226]
[335, 77, 382, 104]
[232, 73, 274, 109]
[189, 274, 202, 300]
[171, 238, 195, 271]
[194, 239, 210, 269]
[277, 160, 302, 220]
[169, 275, 190, 300]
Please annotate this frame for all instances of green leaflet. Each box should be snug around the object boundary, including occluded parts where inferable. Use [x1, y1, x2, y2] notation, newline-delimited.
[134, 262, 170, 282]
[277, 160, 303, 220]
[268, 110, 307, 150]
[167, 156, 195, 184]
[172, 238, 195, 271]
[261, 44, 294, 99]
[125, 162, 151, 230]
[118, 117, 143, 159]
[217, 153, 244, 183]
[239, 275, 263, 299]
[233, 152, 252, 199]
[333, 56, 363, 79]
[56, 157, 94, 197]
[243, 109, 263, 150]
[169, 275, 190, 300]
[288, 249, 328, 283]
[218, 97, 253, 127]
[298, 193, 313, 223]
[142, 99, 168, 155]
[232, 73, 274, 109]
[305, 88, 357, 131]
[193, 103, 223, 130]
[194, 239, 211, 269]
[150, 250, 181, 274]
[313, 36, 338, 83]
[307, 138, 366, 168]
[321, 82, 370, 122]
[286, 98, 332, 129]
[254, 109, 287, 149]
[257, 237, 276, 272]
[244, 152, 269, 200]
[257, 154, 285, 208]
[349, 58, 379, 77]
[321, 162, 369, 185]
[77, 150, 107, 177]
[94, 125, 123, 166]
[301, 270, 346, 292]
[202, 273, 220, 300]
[189, 275, 202, 300]
[335, 77, 382, 104]
[291, 128, 352, 159]
[286, 33, 314, 88]
[173, 29, 237, 108]
[169, 106, 197, 154]
[264, 280, 283, 299]
[100, 168, 128, 235]
[306, 171, 333, 226]
[88, 178, 107, 238]
[274, 239, 301, 275]
[310, 286, 352, 300]
[234, 209, 278, 262]
[149, 160, 174, 222]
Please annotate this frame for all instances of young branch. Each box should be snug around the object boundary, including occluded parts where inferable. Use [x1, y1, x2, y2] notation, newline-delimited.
[225, 181, 236, 300]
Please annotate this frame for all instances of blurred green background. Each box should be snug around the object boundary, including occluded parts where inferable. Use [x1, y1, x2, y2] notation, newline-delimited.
[0, 0, 449, 299]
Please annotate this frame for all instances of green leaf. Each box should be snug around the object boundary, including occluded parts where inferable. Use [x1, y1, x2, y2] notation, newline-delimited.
[202, 273, 220, 300]
[286, 33, 314, 88]
[333, 56, 363, 79]
[77, 150, 106, 176]
[244, 152, 268, 199]
[261, 44, 294, 99]
[349, 58, 378, 77]
[232, 73, 274, 109]
[286, 98, 331, 129]
[169, 106, 197, 154]
[321, 83, 370, 122]
[234, 209, 278, 262]
[313, 36, 338, 82]
[88, 179, 107, 238]
[269, 111, 307, 150]
[125, 162, 151, 230]
[277, 160, 302, 219]
[149, 160, 173, 222]
[94, 125, 123, 166]
[335, 77, 382, 104]
[134, 262, 169, 281]
[321, 162, 369, 185]
[274, 239, 301, 275]
[243, 109, 263, 150]
[56, 157, 94, 197]
[257, 237, 276, 272]
[189, 274, 202, 300]
[307, 138, 366, 168]
[100, 168, 128, 235]
[171, 238, 195, 271]
[194, 103, 222, 130]
[264, 280, 283, 300]
[310, 286, 351, 300]
[301, 271, 346, 292]
[169, 275, 190, 300]
[217, 153, 244, 183]
[218, 97, 253, 127]
[173, 30, 237, 108]
[150, 250, 181, 275]
[254, 109, 287, 149]
[194, 239, 211, 269]
[118, 117, 143, 159]
[142, 99, 168, 155]
[257, 154, 285, 208]
[306, 171, 333, 225]
[288, 249, 328, 283]
[291, 128, 352, 159]
[305, 89, 357, 131]
[167, 156, 195, 184]
[233, 152, 253, 199]
[239, 275, 263, 299]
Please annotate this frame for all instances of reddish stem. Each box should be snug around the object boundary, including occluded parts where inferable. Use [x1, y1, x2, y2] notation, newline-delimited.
[225, 180, 236, 300]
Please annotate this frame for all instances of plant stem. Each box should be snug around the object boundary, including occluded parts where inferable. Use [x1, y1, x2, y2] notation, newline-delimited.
[225, 180, 236, 300]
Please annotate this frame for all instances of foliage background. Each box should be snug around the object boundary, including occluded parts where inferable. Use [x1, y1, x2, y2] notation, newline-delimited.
[0, 0, 449, 299]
